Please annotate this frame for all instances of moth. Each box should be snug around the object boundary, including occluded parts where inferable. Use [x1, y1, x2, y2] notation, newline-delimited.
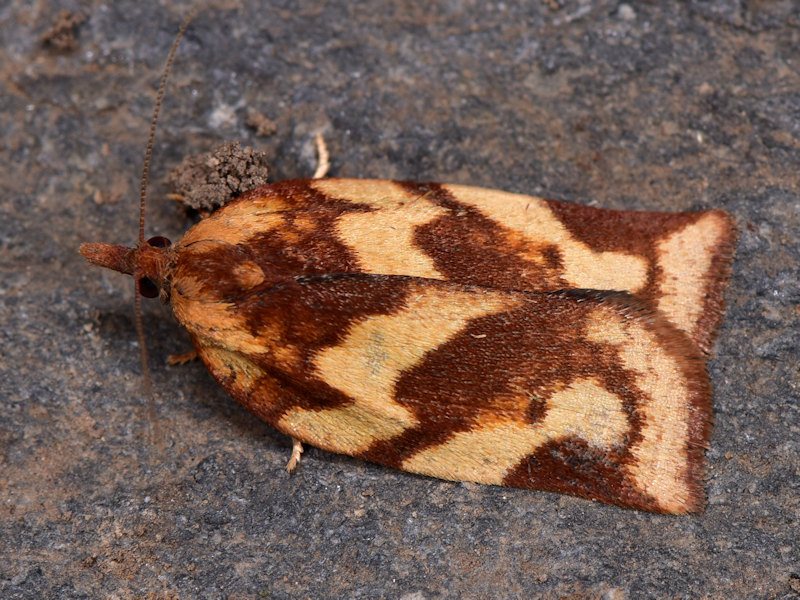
[80, 16, 737, 514]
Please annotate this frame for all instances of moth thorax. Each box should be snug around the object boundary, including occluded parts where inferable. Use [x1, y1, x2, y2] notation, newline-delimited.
[135, 237, 173, 299]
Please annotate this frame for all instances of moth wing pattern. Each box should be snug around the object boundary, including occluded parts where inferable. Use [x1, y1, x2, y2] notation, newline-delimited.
[170, 231, 710, 513]
[186, 178, 737, 355]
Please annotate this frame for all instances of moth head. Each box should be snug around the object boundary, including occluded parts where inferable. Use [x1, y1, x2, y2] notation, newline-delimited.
[79, 235, 173, 301]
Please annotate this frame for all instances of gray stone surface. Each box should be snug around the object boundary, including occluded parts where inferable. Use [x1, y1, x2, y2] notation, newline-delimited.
[2, 1, 799, 598]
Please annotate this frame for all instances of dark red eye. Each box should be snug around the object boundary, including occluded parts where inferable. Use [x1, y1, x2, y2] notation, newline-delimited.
[147, 236, 171, 248]
[138, 277, 159, 298]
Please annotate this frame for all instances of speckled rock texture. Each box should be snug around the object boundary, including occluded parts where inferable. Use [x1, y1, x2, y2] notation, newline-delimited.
[2, 1, 798, 598]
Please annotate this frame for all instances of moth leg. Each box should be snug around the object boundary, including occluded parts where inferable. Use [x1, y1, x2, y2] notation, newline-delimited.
[286, 438, 304, 473]
[167, 349, 198, 365]
[312, 133, 330, 179]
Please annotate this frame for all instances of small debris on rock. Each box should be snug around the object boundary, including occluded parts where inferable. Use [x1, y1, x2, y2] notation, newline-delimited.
[167, 141, 271, 215]
[246, 110, 278, 137]
[41, 10, 87, 52]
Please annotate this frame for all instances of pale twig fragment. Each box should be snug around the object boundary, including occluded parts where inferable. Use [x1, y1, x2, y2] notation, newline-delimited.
[312, 134, 330, 179]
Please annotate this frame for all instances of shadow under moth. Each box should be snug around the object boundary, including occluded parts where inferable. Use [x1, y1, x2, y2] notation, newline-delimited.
[80, 17, 737, 514]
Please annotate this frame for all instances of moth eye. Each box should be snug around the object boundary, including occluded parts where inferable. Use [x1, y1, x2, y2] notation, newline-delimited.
[147, 236, 171, 248]
[138, 277, 160, 298]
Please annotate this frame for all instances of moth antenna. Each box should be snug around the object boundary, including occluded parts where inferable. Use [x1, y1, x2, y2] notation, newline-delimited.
[139, 8, 196, 243]
[135, 290, 162, 450]
[136, 9, 195, 452]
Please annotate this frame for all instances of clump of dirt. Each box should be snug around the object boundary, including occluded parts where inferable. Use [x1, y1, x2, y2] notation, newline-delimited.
[167, 141, 271, 215]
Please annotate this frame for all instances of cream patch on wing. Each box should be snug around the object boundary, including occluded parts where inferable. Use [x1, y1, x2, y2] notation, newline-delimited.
[401, 377, 629, 484]
[197, 344, 266, 394]
[311, 178, 413, 209]
[279, 402, 412, 457]
[443, 184, 649, 292]
[585, 310, 692, 513]
[656, 212, 727, 337]
[172, 290, 267, 356]
[180, 207, 286, 247]
[311, 179, 447, 278]
[278, 284, 519, 454]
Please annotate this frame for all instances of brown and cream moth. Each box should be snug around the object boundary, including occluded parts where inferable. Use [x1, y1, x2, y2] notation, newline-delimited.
[79, 19, 737, 514]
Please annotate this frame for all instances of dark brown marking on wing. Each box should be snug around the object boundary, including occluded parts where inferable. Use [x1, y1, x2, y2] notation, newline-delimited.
[242, 208, 363, 277]
[216, 275, 420, 421]
[399, 181, 567, 291]
[220, 180, 380, 279]
[235, 179, 374, 211]
[360, 291, 647, 468]
[502, 437, 658, 511]
[545, 199, 682, 304]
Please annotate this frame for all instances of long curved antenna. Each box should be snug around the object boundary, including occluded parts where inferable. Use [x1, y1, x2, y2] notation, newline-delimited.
[139, 8, 196, 243]
[136, 9, 196, 450]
